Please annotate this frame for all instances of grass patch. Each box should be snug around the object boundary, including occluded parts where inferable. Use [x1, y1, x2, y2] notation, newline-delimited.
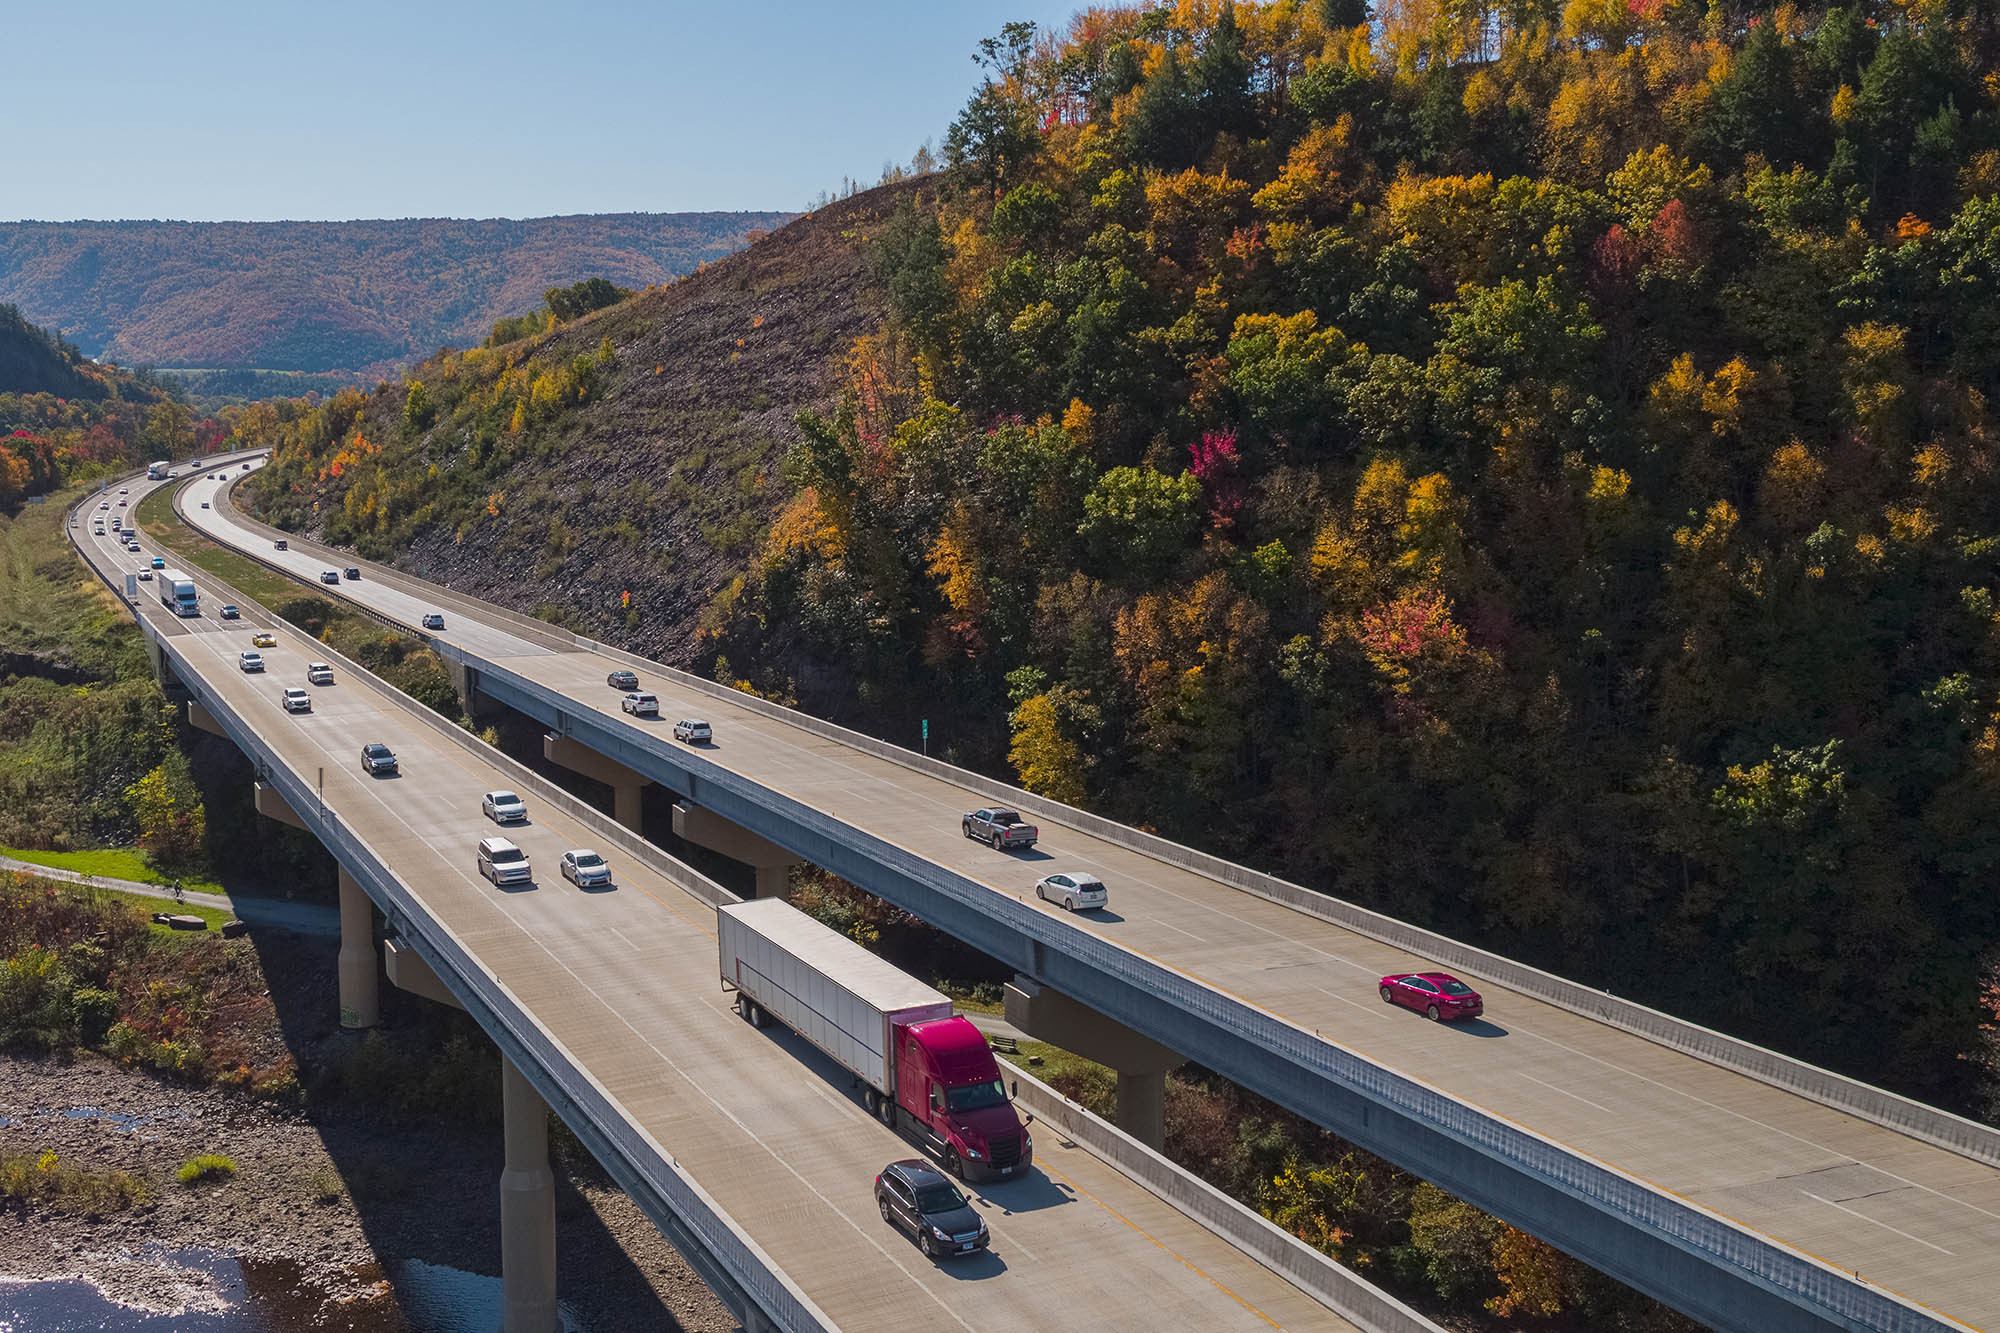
[308, 1166, 345, 1203]
[0, 1150, 152, 1212]
[0, 846, 225, 897]
[175, 1153, 237, 1185]
[0, 481, 150, 682]
[137, 486, 297, 607]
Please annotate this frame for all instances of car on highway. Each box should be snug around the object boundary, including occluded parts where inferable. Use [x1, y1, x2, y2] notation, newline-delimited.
[281, 687, 311, 713]
[307, 662, 334, 685]
[117, 499, 126, 506]
[606, 669, 639, 691]
[252, 633, 276, 648]
[125, 541, 141, 553]
[620, 692, 659, 717]
[874, 1159, 988, 1260]
[150, 556, 164, 569]
[360, 743, 399, 775]
[672, 718, 712, 744]
[201, 501, 210, 508]
[97, 501, 108, 510]
[136, 569, 152, 581]
[118, 487, 127, 494]
[1033, 872, 1108, 912]
[421, 613, 445, 630]
[482, 790, 527, 824]
[319, 570, 340, 585]
[477, 837, 532, 886]
[218, 604, 239, 620]
[559, 849, 612, 888]
[1379, 972, 1484, 1022]
[274, 539, 288, 550]
[962, 808, 1037, 851]
[344, 567, 360, 580]
[239, 651, 265, 672]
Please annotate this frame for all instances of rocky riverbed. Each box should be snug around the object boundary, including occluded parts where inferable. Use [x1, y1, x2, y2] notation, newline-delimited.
[0, 1054, 733, 1331]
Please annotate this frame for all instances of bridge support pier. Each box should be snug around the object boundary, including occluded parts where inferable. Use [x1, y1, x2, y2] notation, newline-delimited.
[542, 734, 651, 831]
[336, 867, 379, 1030]
[447, 659, 498, 722]
[186, 699, 229, 738]
[672, 802, 800, 900]
[1005, 977, 1181, 1150]
[252, 779, 305, 829]
[384, 939, 465, 1010]
[500, 1055, 559, 1333]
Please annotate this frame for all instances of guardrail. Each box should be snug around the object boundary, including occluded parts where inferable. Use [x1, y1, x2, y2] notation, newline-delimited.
[209, 467, 2000, 1173]
[1000, 1060, 1445, 1333]
[456, 651, 1968, 1333]
[140, 478, 1479, 1333]
[66, 506, 830, 1333]
[194, 464, 1984, 1329]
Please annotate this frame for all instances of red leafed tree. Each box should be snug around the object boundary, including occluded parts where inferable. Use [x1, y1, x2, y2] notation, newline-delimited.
[1188, 429, 1244, 528]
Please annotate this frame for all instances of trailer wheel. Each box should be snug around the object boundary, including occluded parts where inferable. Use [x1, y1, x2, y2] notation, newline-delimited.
[864, 1088, 880, 1116]
[742, 999, 766, 1028]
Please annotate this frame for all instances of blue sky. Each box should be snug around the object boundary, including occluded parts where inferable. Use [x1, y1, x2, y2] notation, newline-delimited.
[3, 0, 1094, 221]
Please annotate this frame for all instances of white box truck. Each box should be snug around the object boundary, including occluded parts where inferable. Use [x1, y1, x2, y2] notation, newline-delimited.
[157, 569, 199, 617]
[719, 898, 1033, 1181]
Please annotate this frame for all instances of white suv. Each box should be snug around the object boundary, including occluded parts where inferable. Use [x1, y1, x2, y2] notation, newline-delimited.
[673, 719, 712, 744]
[281, 688, 311, 713]
[621, 692, 659, 717]
[477, 837, 531, 886]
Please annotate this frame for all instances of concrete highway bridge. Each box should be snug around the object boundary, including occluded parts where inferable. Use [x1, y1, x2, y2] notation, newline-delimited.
[72, 452, 2000, 1332]
[70, 457, 1435, 1333]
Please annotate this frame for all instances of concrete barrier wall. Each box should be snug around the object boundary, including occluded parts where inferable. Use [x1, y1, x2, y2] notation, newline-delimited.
[1000, 1061, 1446, 1333]
[125, 604, 828, 1333]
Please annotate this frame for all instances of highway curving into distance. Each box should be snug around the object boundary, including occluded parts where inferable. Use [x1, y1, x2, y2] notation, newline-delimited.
[74, 465, 1392, 1333]
[168, 455, 2000, 1333]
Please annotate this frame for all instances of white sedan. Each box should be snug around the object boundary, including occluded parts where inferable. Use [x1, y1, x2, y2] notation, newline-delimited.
[560, 849, 613, 888]
[1034, 872, 1109, 912]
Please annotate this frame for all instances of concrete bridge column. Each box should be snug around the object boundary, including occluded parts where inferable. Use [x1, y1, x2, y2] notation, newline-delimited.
[500, 1055, 559, 1333]
[672, 802, 801, 900]
[1005, 977, 1182, 1150]
[336, 867, 378, 1030]
[447, 659, 497, 722]
[542, 734, 651, 832]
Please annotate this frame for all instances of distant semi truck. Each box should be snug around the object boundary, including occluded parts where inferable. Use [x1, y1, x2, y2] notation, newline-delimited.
[157, 569, 198, 617]
[146, 461, 170, 480]
[718, 898, 1033, 1182]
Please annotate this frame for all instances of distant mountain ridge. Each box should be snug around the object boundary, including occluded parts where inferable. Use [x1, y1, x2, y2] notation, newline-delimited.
[0, 212, 794, 375]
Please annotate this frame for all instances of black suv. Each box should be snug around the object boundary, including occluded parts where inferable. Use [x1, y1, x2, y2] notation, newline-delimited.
[874, 1159, 988, 1259]
[606, 669, 639, 691]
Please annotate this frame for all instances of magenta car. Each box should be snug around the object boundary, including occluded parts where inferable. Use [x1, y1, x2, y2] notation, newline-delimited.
[1379, 972, 1484, 1022]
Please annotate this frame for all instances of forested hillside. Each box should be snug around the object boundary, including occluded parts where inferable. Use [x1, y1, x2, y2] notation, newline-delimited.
[0, 307, 180, 507]
[723, 1, 2000, 1112]
[0, 212, 792, 374]
[237, 186, 908, 653]
[241, 2, 2000, 1116]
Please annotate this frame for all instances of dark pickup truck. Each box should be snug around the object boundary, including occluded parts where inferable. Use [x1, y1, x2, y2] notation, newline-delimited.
[961, 808, 1038, 851]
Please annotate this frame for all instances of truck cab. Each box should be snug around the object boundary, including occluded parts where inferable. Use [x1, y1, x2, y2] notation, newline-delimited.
[893, 1017, 1032, 1182]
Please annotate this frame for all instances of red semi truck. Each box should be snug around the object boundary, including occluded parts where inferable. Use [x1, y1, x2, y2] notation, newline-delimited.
[719, 898, 1033, 1182]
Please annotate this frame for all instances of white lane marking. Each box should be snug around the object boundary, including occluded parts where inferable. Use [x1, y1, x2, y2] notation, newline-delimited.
[1148, 917, 1209, 944]
[607, 925, 644, 953]
[1313, 987, 1390, 1021]
[183, 645, 977, 1333]
[1510, 1025, 2000, 1227]
[1516, 1071, 1616, 1116]
[1799, 1192, 1955, 1255]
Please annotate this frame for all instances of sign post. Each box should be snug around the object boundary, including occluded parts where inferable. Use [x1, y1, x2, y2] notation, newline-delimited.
[921, 718, 928, 757]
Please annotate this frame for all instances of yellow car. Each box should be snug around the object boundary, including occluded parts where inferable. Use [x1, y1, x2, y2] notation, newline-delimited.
[251, 633, 277, 648]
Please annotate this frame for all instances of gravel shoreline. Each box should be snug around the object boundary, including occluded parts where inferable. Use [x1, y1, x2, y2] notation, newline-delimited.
[0, 1053, 733, 1331]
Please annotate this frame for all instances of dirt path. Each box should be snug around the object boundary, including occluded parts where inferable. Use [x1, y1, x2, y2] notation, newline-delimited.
[0, 1054, 732, 1331]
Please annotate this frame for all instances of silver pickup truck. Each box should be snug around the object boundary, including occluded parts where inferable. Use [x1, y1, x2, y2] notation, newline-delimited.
[962, 808, 1038, 851]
